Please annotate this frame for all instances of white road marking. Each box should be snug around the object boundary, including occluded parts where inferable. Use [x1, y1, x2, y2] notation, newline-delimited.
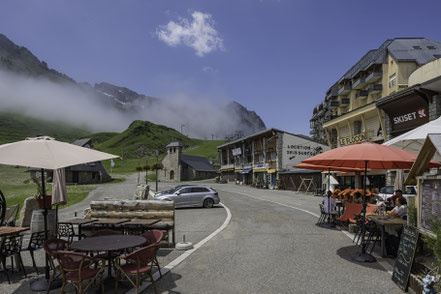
[125, 202, 232, 294]
[231, 189, 394, 275]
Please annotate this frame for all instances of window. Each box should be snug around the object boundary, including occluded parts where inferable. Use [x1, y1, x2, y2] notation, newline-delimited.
[179, 188, 192, 194]
[427, 45, 437, 50]
[389, 73, 396, 88]
[353, 121, 362, 135]
[413, 46, 422, 50]
[191, 187, 209, 193]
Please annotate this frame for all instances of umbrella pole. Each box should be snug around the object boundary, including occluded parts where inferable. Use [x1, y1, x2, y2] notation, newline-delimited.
[352, 160, 376, 263]
[30, 169, 62, 291]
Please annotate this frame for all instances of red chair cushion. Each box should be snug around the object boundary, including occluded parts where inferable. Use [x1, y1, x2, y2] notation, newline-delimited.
[65, 267, 101, 282]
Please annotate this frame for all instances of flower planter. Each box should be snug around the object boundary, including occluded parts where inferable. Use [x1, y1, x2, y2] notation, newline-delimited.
[408, 273, 424, 294]
[37, 195, 53, 210]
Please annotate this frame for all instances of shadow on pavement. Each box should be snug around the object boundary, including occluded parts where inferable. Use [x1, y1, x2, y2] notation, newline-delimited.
[147, 271, 182, 294]
[336, 245, 387, 270]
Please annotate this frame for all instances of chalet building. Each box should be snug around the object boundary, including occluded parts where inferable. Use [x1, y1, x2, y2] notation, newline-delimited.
[159, 142, 217, 182]
[217, 129, 329, 190]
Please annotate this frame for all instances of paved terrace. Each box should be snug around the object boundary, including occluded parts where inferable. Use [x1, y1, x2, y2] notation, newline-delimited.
[1, 177, 401, 293]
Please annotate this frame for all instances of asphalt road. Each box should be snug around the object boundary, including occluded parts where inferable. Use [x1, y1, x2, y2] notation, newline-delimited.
[147, 183, 402, 294]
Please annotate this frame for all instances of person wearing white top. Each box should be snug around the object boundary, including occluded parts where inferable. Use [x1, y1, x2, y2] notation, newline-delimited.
[388, 197, 407, 219]
[323, 190, 336, 214]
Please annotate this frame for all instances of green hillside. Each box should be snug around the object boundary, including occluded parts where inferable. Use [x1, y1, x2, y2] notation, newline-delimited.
[184, 139, 226, 161]
[0, 111, 90, 144]
[93, 120, 194, 158]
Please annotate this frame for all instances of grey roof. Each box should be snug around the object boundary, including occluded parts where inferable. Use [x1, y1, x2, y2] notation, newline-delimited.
[72, 138, 92, 147]
[167, 142, 183, 148]
[180, 155, 215, 172]
[217, 128, 324, 149]
[337, 38, 441, 82]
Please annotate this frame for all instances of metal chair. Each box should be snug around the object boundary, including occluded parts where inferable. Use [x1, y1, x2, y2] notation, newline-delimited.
[22, 230, 46, 274]
[114, 244, 159, 294]
[141, 230, 164, 277]
[56, 250, 105, 294]
[0, 234, 27, 283]
[0, 189, 6, 226]
[43, 238, 70, 294]
[57, 223, 76, 244]
[91, 229, 121, 237]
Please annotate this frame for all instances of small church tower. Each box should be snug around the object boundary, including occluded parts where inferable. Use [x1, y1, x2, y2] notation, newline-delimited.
[160, 142, 183, 182]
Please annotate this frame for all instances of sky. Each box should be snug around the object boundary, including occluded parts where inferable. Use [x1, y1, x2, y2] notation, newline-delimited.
[1, 0, 441, 135]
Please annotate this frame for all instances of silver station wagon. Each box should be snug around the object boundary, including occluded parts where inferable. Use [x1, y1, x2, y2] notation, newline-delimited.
[153, 185, 220, 208]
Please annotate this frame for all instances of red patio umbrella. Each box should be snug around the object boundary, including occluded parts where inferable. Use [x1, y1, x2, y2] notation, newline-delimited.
[302, 142, 441, 169]
[301, 142, 440, 263]
[294, 163, 366, 172]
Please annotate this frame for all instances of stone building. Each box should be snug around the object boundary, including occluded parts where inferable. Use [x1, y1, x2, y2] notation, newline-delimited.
[159, 142, 217, 182]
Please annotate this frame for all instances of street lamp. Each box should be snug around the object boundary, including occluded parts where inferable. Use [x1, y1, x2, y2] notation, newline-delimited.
[155, 150, 159, 192]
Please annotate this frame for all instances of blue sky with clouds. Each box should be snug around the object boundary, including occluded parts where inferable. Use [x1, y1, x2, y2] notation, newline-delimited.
[2, 0, 441, 135]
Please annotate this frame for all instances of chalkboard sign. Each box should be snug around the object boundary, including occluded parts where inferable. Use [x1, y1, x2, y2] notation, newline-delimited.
[392, 225, 419, 291]
[421, 179, 441, 230]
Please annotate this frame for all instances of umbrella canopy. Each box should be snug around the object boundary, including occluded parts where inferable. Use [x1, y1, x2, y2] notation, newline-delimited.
[302, 142, 441, 169]
[52, 168, 68, 206]
[0, 136, 119, 170]
[294, 163, 366, 172]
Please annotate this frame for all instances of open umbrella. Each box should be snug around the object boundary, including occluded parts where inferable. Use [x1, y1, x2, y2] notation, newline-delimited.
[383, 116, 441, 161]
[0, 136, 119, 290]
[302, 142, 440, 263]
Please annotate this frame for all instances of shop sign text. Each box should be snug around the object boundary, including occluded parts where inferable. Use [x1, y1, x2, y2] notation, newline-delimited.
[339, 133, 367, 146]
[393, 108, 427, 125]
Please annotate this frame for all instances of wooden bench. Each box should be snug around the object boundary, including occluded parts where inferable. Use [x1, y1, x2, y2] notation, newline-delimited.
[84, 200, 175, 246]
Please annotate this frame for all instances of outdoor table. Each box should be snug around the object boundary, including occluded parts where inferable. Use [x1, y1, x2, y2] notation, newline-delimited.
[92, 218, 130, 230]
[368, 215, 407, 258]
[59, 218, 97, 240]
[0, 226, 29, 237]
[123, 219, 161, 235]
[71, 235, 146, 278]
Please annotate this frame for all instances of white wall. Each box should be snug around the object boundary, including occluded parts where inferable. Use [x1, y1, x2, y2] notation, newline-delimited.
[281, 133, 329, 170]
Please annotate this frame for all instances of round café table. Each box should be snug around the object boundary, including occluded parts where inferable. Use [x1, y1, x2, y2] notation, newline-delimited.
[71, 235, 146, 278]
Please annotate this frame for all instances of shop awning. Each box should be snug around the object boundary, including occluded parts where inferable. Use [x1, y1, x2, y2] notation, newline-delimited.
[253, 168, 267, 173]
[267, 169, 276, 174]
[240, 169, 252, 174]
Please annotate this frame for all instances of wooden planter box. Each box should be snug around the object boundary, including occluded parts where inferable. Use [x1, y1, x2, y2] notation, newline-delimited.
[408, 273, 424, 294]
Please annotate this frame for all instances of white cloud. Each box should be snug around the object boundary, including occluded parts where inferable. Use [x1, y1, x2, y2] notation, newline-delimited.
[156, 11, 224, 57]
[202, 66, 218, 74]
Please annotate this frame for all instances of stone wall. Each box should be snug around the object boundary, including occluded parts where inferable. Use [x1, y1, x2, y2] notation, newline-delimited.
[429, 94, 441, 121]
[18, 197, 38, 227]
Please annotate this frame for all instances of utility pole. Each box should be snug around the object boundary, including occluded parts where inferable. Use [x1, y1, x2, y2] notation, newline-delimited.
[155, 150, 159, 192]
[181, 124, 185, 134]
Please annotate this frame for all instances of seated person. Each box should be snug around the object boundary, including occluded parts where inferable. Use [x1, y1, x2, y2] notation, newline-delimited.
[353, 191, 363, 204]
[387, 196, 407, 219]
[387, 189, 403, 204]
[323, 190, 336, 214]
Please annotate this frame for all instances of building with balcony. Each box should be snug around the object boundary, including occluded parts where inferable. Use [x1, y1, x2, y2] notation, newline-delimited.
[310, 38, 441, 149]
[217, 129, 329, 189]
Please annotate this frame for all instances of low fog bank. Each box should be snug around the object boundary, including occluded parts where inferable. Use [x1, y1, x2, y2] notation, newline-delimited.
[0, 70, 246, 139]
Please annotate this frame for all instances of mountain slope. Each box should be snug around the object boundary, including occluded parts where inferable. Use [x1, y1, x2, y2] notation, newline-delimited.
[0, 111, 90, 144]
[0, 33, 267, 139]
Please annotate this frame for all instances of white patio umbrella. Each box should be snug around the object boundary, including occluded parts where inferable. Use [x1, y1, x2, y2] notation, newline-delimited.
[383, 116, 441, 161]
[51, 168, 67, 206]
[0, 136, 119, 290]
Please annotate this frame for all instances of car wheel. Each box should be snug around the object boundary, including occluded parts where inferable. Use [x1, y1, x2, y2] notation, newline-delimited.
[203, 198, 214, 208]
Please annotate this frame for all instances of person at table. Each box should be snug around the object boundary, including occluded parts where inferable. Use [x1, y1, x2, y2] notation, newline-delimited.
[323, 190, 336, 214]
[387, 196, 407, 219]
[353, 191, 363, 204]
[386, 189, 403, 204]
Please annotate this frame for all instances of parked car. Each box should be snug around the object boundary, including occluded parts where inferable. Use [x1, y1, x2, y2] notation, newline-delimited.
[155, 184, 193, 197]
[377, 185, 417, 201]
[153, 185, 220, 208]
